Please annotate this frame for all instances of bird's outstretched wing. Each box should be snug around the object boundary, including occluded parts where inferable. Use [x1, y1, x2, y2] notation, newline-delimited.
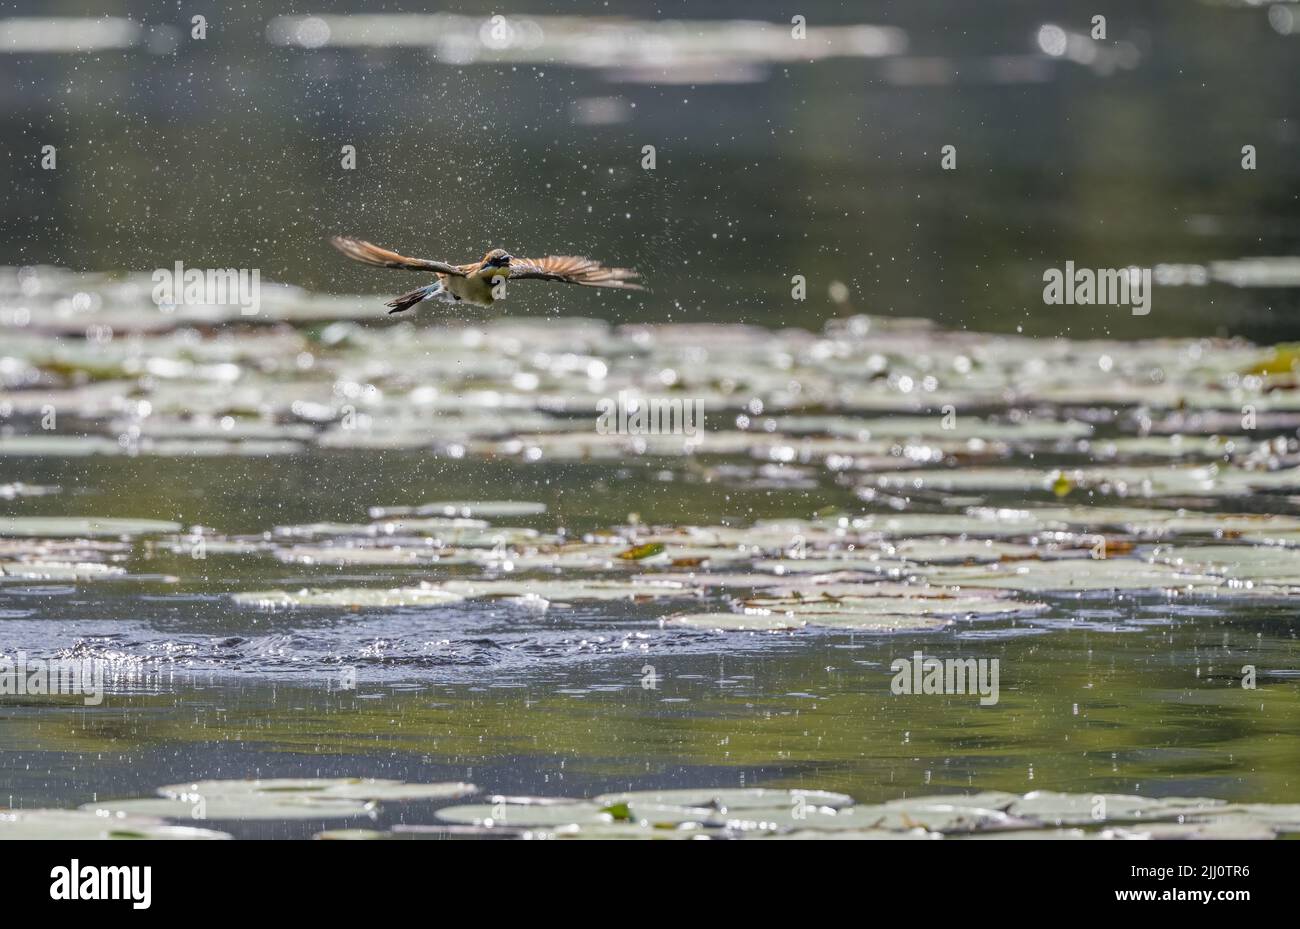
[509, 255, 643, 290]
[330, 236, 466, 276]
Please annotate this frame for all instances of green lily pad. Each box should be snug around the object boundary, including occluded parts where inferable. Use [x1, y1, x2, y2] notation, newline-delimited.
[750, 827, 943, 840]
[550, 822, 718, 840]
[592, 787, 855, 811]
[717, 802, 1031, 834]
[617, 542, 668, 561]
[748, 594, 1046, 618]
[314, 829, 393, 840]
[0, 808, 230, 840]
[775, 414, 1091, 441]
[85, 795, 370, 821]
[0, 436, 123, 457]
[1100, 818, 1279, 840]
[0, 517, 182, 538]
[435, 801, 620, 828]
[86, 778, 475, 822]
[670, 585, 1043, 633]
[667, 610, 954, 633]
[1151, 544, 1300, 586]
[271, 546, 470, 566]
[231, 585, 467, 609]
[0, 482, 60, 499]
[0, 561, 128, 581]
[368, 501, 548, 519]
[924, 558, 1236, 593]
[436, 578, 699, 602]
[868, 465, 1300, 499]
[1006, 791, 1226, 825]
[158, 778, 475, 803]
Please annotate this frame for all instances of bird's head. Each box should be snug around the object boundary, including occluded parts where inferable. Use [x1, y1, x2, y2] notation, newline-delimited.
[482, 248, 513, 269]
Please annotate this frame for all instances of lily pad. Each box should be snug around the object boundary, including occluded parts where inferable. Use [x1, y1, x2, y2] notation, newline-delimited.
[924, 558, 1238, 593]
[1151, 544, 1300, 586]
[1006, 791, 1226, 825]
[867, 465, 1300, 499]
[0, 517, 182, 538]
[158, 778, 475, 803]
[747, 593, 1046, 619]
[231, 585, 467, 610]
[435, 801, 623, 828]
[665, 611, 808, 632]
[592, 787, 854, 811]
[0, 561, 128, 581]
[368, 501, 547, 519]
[0, 808, 230, 840]
[86, 778, 475, 821]
[0, 482, 60, 499]
[436, 578, 699, 603]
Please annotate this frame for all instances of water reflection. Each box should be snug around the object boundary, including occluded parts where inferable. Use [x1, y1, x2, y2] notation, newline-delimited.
[265, 13, 906, 80]
[0, 2, 1296, 340]
[2, 1, 1300, 831]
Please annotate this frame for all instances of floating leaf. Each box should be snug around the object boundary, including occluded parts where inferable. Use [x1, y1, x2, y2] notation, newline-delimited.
[0, 517, 182, 538]
[0, 561, 127, 581]
[86, 778, 475, 821]
[436, 578, 698, 603]
[592, 788, 854, 812]
[369, 501, 547, 519]
[617, 542, 667, 561]
[599, 802, 634, 822]
[435, 802, 619, 828]
[231, 585, 466, 610]
[0, 808, 229, 840]
[1151, 544, 1300, 586]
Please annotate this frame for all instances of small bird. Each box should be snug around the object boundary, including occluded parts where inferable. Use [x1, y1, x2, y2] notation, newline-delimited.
[330, 236, 643, 313]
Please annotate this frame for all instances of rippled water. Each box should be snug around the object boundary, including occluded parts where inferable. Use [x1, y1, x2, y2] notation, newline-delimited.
[3, 442, 1299, 823]
[3, 2, 1299, 340]
[2, 1, 1300, 834]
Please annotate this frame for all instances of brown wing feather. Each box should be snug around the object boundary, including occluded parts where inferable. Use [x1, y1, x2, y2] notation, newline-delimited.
[330, 236, 465, 276]
[510, 255, 643, 290]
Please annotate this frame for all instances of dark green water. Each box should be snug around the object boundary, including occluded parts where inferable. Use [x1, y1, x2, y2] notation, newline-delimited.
[1, 1, 1299, 340]
[1, 1, 1299, 833]
[2, 452, 1297, 830]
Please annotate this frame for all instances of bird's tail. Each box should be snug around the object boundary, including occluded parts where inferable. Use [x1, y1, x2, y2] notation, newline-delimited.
[386, 282, 440, 314]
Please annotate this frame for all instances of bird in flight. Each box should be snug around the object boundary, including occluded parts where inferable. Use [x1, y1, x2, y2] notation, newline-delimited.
[330, 236, 643, 313]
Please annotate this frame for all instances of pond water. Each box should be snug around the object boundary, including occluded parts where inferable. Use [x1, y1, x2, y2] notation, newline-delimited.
[1, 2, 1299, 839]
[2, 292, 1299, 837]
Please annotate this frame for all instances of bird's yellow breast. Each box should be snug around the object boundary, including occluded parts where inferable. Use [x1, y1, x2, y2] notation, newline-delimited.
[446, 271, 504, 306]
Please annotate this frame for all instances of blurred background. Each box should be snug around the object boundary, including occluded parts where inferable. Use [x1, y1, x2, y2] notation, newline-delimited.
[0, 0, 1298, 340]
